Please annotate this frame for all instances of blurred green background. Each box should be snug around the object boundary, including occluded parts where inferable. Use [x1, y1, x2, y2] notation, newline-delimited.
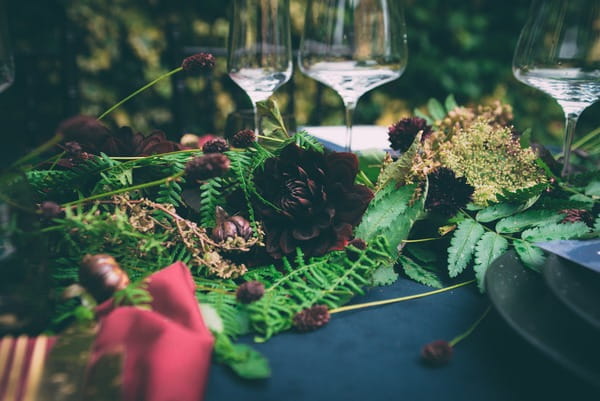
[1, 0, 599, 159]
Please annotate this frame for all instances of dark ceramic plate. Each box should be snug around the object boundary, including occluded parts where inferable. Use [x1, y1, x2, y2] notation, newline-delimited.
[486, 251, 600, 387]
[542, 254, 600, 331]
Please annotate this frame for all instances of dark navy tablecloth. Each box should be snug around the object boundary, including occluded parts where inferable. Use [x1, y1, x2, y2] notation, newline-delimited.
[205, 277, 599, 401]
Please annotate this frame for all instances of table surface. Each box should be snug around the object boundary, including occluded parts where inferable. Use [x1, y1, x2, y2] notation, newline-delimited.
[205, 276, 599, 401]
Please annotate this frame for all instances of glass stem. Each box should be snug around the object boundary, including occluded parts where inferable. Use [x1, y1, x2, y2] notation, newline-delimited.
[561, 111, 580, 178]
[252, 101, 260, 140]
[344, 101, 356, 152]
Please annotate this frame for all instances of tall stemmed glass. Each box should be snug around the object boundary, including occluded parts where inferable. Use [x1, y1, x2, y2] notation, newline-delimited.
[299, 0, 407, 151]
[513, 0, 600, 177]
[227, 0, 292, 136]
[0, 0, 14, 93]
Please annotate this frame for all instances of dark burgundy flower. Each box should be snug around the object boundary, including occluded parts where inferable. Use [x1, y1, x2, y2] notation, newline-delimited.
[230, 129, 256, 148]
[181, 53, 215, 73]
[202, 138, 230, 154]
[560, 209, 594, 226]
[293, 305, 330, 332]
[56, 115, 112, 154]
[63, 141, 83, 157]
[388, 117, 432, 152]
[421, 340, 453, 367]
[101, 127, 181, 157]
[425, 167, 474, 215]
[236, 281, 265, 304]
[253, 144, 373, 259]
[185, 153, 230, 183]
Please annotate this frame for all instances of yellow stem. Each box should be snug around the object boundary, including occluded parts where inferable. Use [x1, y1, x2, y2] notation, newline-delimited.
[329, 279, 476, 315]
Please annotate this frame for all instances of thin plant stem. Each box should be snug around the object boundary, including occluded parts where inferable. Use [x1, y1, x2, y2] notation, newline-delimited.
[11, 133, 64, 169]
[449, 305, 491, 347]
[61, 171, 184, 208]
[329, 279, 476, 314]
[97, 67, 183, 120]
[570, 126, 600, 152]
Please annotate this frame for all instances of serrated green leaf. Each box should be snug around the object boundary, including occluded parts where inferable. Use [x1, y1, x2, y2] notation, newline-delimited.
[496, 184, 546, 204]
[595, 215, 600, 232]
[357, 149, 385, 184]
[585, 180, 600, 197]
[355, 183, 424, 257]
[399, 255, 443, 288]
[522, 222, 590, 242]
[405, 243, 438, 264]
[228, 345, 271, 379]
[371, 265, 399, 286]
[513, 240, 546, 272]
[568, 194, 594, 209]
[414, 108, 434, 125]
[474, 232, 509, 292]
[444, 94, 458, 112]
[447, 219, 485, 277]
[427, 98, 446, 121]
[495, 209, 563, 233]
[476, 196, 539, 223]
[376, 132, 421, 189]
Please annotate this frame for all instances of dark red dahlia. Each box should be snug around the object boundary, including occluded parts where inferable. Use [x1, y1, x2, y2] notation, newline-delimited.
[181, 53, 215, 73]
[253, 144, 373, 259]
[421, 340, 453, 367]
[560, 209, 594, 226]
[202, 138, 230, 154]
[185, 153, 230, 183]
[236, 281, 265, 304]
[425, 167, 474, 216]
[388, 117, 432, 152]
[293, 305, 330, 332]
[230, 129, 256, 148]
[56, 115, 112, 154]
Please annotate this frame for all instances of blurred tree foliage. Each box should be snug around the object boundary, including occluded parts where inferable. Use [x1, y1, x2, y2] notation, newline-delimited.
[1, 0, 599, 160]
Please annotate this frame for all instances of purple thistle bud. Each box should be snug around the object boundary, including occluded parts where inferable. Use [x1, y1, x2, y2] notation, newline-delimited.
[230, 129, 256, 148]
[421, 340, 453, 367]
[236, 281, 265, 304]
[202, 138, 230, 154]
[293, 305, 330, 332]
[181, 53, 216, 73]
[184, 153, 230, 183]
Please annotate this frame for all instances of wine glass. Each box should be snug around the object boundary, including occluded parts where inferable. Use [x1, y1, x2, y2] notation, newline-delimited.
[299, 0, 407, 151]
[513, 0, 600, 177]
[0, 0, 14, 93]
[227, 0, 292, 136]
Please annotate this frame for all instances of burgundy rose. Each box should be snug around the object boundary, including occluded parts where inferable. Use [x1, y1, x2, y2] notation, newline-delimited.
[254, 144, 373, 259]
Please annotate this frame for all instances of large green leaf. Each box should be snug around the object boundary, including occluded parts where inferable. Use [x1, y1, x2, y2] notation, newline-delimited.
[427, 98, 446, 121]
[355, 183, 424, 257]
[476, 195, 539, 223]
[513, 240, 545, 272]
[447, 219, 485, 277]
[357, 149, 386, 184]
[474, 232, 509, 291]
[376, 132, 421, 189]
[495, 209, 563, 233]
[521, 222, 590, 242]
[585, 180, 600, 197]
[399, 255, 443, 288]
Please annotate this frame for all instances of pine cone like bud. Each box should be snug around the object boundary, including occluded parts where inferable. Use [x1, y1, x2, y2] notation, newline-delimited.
[64, 141, 83, 157]
[185, 154, 230, 183]
[230, 129, 256, 148]
[202, 138, 230, 154]
[211, 206, 253, 242]
[293, 305, 330, 332]
[347, 238, 367, 250]
[40, 201, 62, 219]
[181, 53, 215, 73]
[79, 254, 130, 302]
[560, 209, 593, 226]
[388, 117, 432, 152]
[236, 281, 265, 304]
[421, 340, 453, 367]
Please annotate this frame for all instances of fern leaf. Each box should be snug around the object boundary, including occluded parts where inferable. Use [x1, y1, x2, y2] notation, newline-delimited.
[294, 131, 325, 153]
[447, 219, 485, 277]
[399, 255, 443, 288]
[474, 232, 509, 291]
[521, 222, 590, 243]
[495, 209, 563, 233]
[355, 183, 424, 257]
[199, 178, 226, 228]
[513, 240, 545, 272]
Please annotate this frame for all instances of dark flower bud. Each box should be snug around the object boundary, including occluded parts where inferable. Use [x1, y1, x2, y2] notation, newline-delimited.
[425, 167, 474, 216]
[211, 206, 253, 242]
[560, 209, 594, 226]
[388, 117, 432, 152]
[185, 153, 230, 182]
[57, 115, 112, 154]
[181, 53, 216, 74]
[63, 141, 83, 157]
[236, 281, 265, 304]
[79, 254, 130, 302]
[202, 138, 230, 154]
[347, 238, 367, 250]
[40, 201, 62, 219]
[346, 238, 367, 261]
[293, 305, 330, 332]
[421, 340, 453, 367]
[230, 129, 256, 148]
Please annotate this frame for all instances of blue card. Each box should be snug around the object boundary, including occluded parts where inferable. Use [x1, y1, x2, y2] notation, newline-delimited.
[536, 239, 600, 273]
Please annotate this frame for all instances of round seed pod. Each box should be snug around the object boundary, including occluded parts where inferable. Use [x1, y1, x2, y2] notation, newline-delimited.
[79, 254, 130, 302]
[211, 206, 252, 242]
